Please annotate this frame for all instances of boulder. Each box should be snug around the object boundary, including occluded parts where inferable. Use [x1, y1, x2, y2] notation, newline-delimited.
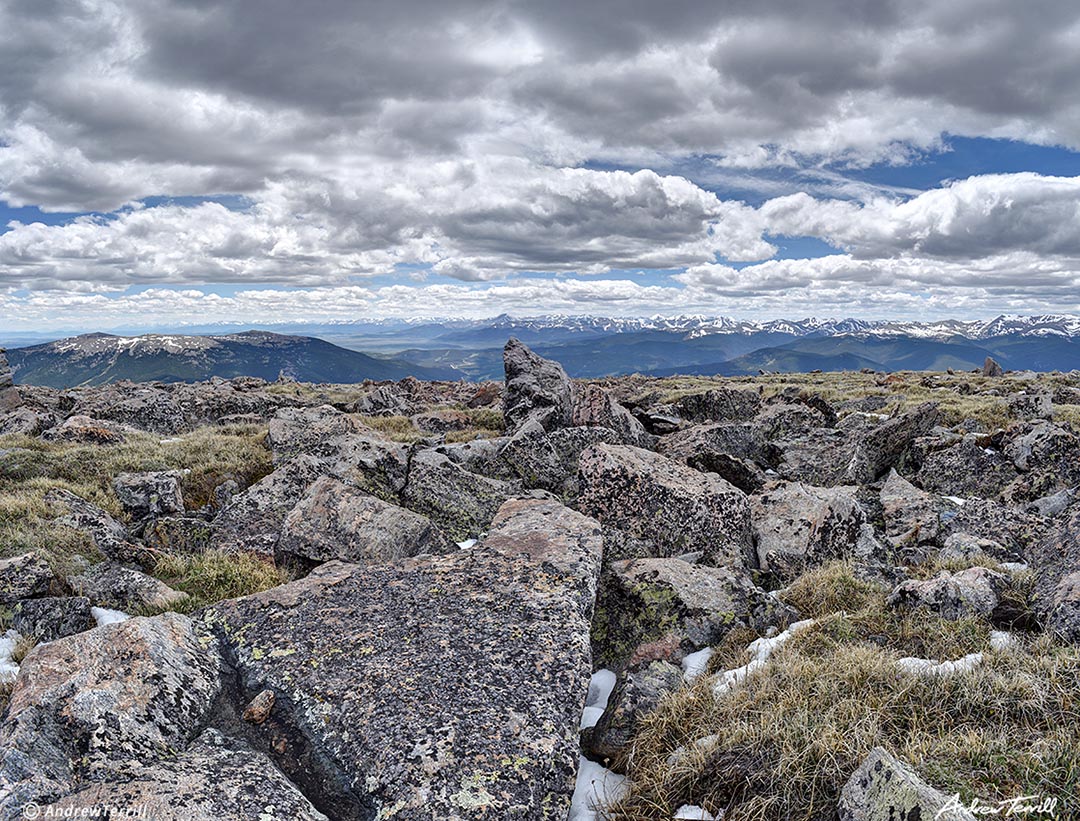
[580, 661, 683, 771]
[267, 404, 368, 464]
[886, 566, 1011, 621]
[210, 455, 325, 555]
[571, 384, 652, 447]
[838, 746, 975, 821]
[142, 516, 213, 555]
[401, 449, 517, 541]
[326, 429, 411, 499]
[350, 384, 410, 416]
[659, 423, 782, 470]
[591, 557, 794, 669]
[41, 729, 326, 821]
[850, 403, 942, 482]
[689, 451, 767, 494]
[278, 475, 453, 564]
[201, 498, 602, 821]
[750, 482, 865, 579]
[72, 383, 189, 435]
[914, 437, 1019, 499]
[0, 406, 54, 437]
[880, 470, 942, 547]
[497, 420, 619, 497]
[939, 532, 1017, 564]
[1003, 420, 1080, 500]
[41, 414, 127, 444]
[68, 563, 188, 612]
[982, 356, 1004, 377]
[755, 402, 827, 440]
[43, 488, 140, 562]
[671, 388, 761, 424]
[0, 614, 221, 812]
[502, 338, 576, 432]
[411, 408, 472, 433]
[0, 349, 20, 413]
[113, 470, 185, 519]
[578, 444, 753, 567]
[0, 553, 57, 605]
[942, 498, 1048, 558]
[1030, 506, 1080, 642]
[10, 597, 93, 643]
[1008, 391, 1053, 420]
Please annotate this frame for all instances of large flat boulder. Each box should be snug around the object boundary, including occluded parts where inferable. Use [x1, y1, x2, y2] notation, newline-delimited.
[578, 444, 753, 567]
[201, 498, 603, 820]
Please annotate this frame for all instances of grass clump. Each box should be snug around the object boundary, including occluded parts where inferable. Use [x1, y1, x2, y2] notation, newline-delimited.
[151, 550, 293, 608]
[609, 560, 1080, 821]
[357, 414, 424, 443]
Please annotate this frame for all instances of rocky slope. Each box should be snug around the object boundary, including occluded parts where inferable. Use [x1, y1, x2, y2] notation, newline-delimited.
[0, 342, 1078, 819]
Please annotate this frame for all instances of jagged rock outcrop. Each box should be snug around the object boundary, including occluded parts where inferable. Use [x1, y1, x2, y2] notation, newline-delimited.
[750, 481, 865, 579]
[278, 475, 454, 564]
[982, 356, 1004, 377]
[914, 436, 1019, 499]
[838, 746, 975, 820]
[71, 382, 188, 435]
[0, 614, 222, 814]
[0, 349, 20, 413]
[1003, 420, 1080, 500]
[202, 498, 603, 820]
[880, 469, 942, 548]
[578, 444, 754, 567]
[503, 337, 576, 432]
[571, 384, 652, 448]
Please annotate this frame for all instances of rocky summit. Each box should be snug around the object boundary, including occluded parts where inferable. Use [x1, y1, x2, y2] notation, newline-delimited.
[0, 340, 1078, 820]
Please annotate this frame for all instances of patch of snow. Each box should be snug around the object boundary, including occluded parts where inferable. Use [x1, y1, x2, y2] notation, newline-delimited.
[568, 755, 629, 821]
[998, 562, 1029, 574]
[581, 668, 617, 730]
[896, 652, 983, 677]
[682, 647, 713, 682]
[943, 496, 967, 506]
[674, 805, 717, 820]
[0, 629, 23, 684]
[455, 539, 477, 550]
[159, 437, 182, 444]
[712, 619, 815, 698]
[92, 607, 130, 627]
[666, 734, 720, 768]
[990, 631, 1018, 652]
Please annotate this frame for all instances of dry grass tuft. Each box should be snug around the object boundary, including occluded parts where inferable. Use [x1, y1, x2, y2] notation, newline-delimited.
[151, 550, 293, 608]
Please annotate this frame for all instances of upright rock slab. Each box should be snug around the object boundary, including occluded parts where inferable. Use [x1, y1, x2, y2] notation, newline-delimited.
[0, 349, 20, 412]
[502, 337, 576, 432]
[202, 498, 603, 821]
[578, 443, 753, 568]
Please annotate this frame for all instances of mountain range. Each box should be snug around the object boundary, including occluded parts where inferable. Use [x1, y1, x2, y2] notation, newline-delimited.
[4, 314, 1079, 387]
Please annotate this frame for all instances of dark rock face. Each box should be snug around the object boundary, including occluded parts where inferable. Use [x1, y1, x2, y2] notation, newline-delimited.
[578, 443, 754, 568]
[0, 614, 222, 813]
[1031, 506, 1080, 642]
[671, 388, 761, 424]
[750, 482, 865, 580]
[0, 553, 56, 605]
[591, 557, 793, 669]
[401, 449, 517, 541]
[502, 337, 576, 432]
[210, 455, 326, 555]
[838, 746, 975, 821]
[581, 660, 683, 770]
[852, 403, 942, 483]
[11, 597, 93, 643]
[1003, 420, 1080, 500]
[659, 423, 781, 470]
[113, 470, 186, 519]
[915, 436, 1019, 499]
[41, 729, 326, 821]
[201, 498, 602, 821]
[278, 475, 454, 564]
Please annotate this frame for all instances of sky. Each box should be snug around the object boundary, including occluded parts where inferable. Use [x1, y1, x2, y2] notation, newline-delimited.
[3, 0, 1080, 332]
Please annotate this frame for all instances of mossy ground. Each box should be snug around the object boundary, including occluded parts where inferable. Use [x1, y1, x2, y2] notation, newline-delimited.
[605, 561, 1080, 821]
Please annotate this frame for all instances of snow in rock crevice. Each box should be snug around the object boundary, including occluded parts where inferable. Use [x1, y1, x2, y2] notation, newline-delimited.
[91, 607, 130, 627]
[569, 669, 629, 821]
[0, 629, 23, 684]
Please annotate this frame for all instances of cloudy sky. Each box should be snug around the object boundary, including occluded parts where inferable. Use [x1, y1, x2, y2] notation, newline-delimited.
[3, 0, 1080, 332]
